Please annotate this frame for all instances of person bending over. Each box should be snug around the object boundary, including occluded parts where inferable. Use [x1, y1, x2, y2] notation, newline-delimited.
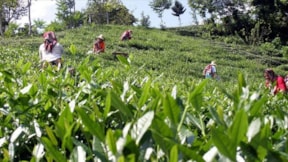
[39, 31, 64, 71]
[120, 30, 132, 41]
[264, 69, 287, 95]
[93, 34, 105, 54]
[203, 61, 217, 79]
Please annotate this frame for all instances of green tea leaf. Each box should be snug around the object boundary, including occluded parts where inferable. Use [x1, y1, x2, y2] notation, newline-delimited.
[228, 109, 248, 147]
[138, 79, 151, 108]
[209, 107, 225, 126]
[22, 62, 31, 74]
[151, 116, 175, 153]
[131, 111, 154, 145]
[106, 129, 117, 155]
[41, 137, 67, 162]
[250, 96, 267, 116]
[212, 128, 236, 161]
[117, 55, 130, 68]
[246, 118, 261, 142]
[110, 91, 133, 119]
[104, 90, 112, 119]
[76, 108, 105, 141]
[178, 145, 204, 162]
[163, 95, 180, 125]
[126, 154, 136, 162]
[92, 136, 107, 161]
[189, 80, 207, 111]
[45, 126, 58, 146]
[70, 146, 86, 162]
[170, 145, 178, 162]
[69, 44, 77, 55]
[237, 73, 246, 96]
[186, 113, 202, 131]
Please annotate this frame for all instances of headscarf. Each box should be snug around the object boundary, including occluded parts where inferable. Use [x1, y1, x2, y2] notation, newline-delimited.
[264, 69, 276, 81]
[43, 31, 57, 52]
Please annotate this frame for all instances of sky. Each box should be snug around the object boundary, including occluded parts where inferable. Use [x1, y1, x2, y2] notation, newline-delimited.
[16, 0, 197, 28]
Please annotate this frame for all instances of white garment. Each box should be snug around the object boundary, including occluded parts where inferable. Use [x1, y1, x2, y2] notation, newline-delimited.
[39, 43, 64, 62]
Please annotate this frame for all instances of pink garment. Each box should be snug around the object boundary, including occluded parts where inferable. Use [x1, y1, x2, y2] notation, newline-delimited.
[273, 76, 287, 94]
[120, 30, 132, 41]
[43, 31, 57, 52]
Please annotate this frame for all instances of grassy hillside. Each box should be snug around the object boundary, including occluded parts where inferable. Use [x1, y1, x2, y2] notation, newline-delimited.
[1, 25, 288, 161]
[2, 24, 285, 86]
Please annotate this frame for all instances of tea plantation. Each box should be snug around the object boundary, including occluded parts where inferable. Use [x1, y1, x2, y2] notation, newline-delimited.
[0, 25, 287, 161]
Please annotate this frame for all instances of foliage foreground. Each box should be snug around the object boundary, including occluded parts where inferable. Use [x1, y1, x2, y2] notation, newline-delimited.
[0, 27, 288, 161]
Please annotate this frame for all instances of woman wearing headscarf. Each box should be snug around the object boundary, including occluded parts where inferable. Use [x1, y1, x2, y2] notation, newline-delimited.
[264, 69, 287, 95]
[93, 34, 105, 54]
[203, 61, 217, 79]
[39, 31, 64, 71]
[120, 30, 132, 41]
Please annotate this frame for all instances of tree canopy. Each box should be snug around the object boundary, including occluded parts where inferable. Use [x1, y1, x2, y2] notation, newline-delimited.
[188, 0, 288, 44]
[149, 0, 172, 27]
[0, 0, 27, 35]
[171, 0, 186, 26]
[84, 0, 136, 25]
[54, 0, 84, 29]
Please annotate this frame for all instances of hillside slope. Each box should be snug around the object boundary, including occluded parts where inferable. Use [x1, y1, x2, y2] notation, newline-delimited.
[1, 25, 288, 161]
[2, 25, 286, 86]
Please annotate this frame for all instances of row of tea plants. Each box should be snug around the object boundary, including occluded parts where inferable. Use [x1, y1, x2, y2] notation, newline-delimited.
[0, 46, 287, 161]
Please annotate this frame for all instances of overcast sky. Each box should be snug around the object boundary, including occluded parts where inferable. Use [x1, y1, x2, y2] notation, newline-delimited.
[16, 0, 197, 28]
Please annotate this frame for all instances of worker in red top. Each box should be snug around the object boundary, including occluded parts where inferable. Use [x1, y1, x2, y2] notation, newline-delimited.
[264, 69, 287, 95]
[93, 34, 105, 54]
[120, 30, 132, 41]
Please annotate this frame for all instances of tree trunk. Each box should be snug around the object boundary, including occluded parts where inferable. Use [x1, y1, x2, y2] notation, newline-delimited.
[28, 0, 32, 35]
[106, 12, 109, 24]
[0, 15, 3, 36]
[73, 0, 75, 13]
[0, 1, 3, 36]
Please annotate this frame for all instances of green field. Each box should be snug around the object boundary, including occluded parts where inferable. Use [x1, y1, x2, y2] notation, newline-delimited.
[0, 25, 287, 161]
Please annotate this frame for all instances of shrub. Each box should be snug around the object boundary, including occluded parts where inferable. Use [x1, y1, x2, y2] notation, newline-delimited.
[259, 42, 279, 56]
[281, 46, 288, 59]
[4, 23, 19, 37]
[139, 12, 151, 28]
[45, 21, 65, 32]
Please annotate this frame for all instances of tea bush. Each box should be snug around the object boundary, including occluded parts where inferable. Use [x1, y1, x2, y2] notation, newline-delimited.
[0, 25, 287, 161]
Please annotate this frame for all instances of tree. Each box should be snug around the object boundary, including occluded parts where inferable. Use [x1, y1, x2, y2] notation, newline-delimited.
[33, 19, 46, 29]
[251, 0, 288, 43]
[33, 18, 46, 34]
[171, 0, 186, 26]
[187, 0, 255, 42]
[188, 0, 288, 44]
[139, 12, 151, 28]
[45, 20, 65, 32]
[149, 0, 172, 27]
[24, 0, 46, 35]
[84, 0, 136, 25]
[4, 22, 18, 37]
[85, 0, 106, 24]
[71, 11, 85, 27]
[56, 0, 76, 29]
[188, 0, 248, 22]
[107, 6, 137, 25]
[0, 0, 27, 36]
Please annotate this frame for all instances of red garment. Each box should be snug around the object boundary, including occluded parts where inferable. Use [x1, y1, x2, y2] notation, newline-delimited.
[273, 76, 287, 94]
[94, 41, 105, 53]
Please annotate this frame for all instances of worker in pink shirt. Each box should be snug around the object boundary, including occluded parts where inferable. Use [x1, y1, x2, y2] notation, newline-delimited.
[120, 30, 132, 41]
[264, 69, 287, 95]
